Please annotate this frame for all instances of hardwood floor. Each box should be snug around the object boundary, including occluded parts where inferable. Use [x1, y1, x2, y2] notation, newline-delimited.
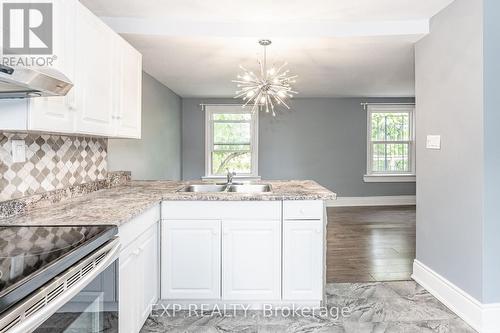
[326, 205, 416, 283]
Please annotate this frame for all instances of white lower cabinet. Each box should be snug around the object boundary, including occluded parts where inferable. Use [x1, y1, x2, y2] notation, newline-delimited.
[160, 200, 324, 306]
[222, 220, 281, 300]
[162, 220, 221, 299]
[138, 224, 160, 320]
[161, 219, 281, 301]
[119, 243, 140, 332]
[283, 220, 324, 300]
[119, 211, 159, 333]
[115, 201, 324, 331]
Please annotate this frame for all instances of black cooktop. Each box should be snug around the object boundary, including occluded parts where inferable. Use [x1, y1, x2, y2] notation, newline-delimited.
[0, 225, 117, 315]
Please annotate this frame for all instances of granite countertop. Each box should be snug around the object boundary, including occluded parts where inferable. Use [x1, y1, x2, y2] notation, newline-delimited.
[0, 180, 336, 227]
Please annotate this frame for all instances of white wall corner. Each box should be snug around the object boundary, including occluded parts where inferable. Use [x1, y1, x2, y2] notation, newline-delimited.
[326, 195, 416, 207]
[412, 260, 500, 333]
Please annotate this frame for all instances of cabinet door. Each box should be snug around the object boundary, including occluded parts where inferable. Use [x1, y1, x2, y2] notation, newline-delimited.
[28, 0, 77, 133]
[116, 38, 142, 138]
[74, 2, 115, 136]
[162, 220, 221, 299]
[118, 245, 139, 333]
[137, 223, 159, 326]
[222, 220, 281, 300]
[28, 96, 75, 133]
[283, 220, 323, 300]
[119, 222, 159, 332]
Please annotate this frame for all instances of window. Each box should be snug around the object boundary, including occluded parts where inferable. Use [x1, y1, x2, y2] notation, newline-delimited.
[364, 105, 416, 182]
[205, 105, 258, 177]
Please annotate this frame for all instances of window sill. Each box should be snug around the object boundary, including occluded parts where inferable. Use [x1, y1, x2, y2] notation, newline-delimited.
[363, 174, 416, 183]
[202, 175, 262, 182]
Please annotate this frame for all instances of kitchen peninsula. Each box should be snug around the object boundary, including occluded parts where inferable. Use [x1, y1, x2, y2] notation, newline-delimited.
[0, 179, 336, 331]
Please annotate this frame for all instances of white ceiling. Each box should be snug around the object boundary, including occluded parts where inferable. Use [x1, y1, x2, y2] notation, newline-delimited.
[81, 0, 454, 22]
[81, 0, 455, 98]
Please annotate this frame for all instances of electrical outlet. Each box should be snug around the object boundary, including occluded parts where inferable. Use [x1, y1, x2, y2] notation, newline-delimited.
[11, 139, 26, 163]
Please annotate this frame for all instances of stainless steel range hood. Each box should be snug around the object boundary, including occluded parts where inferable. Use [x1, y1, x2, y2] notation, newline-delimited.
[0, 64, 73, 99]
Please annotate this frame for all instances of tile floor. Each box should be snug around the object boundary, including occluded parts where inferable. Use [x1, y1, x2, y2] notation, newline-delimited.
[140, 281, 475, 333]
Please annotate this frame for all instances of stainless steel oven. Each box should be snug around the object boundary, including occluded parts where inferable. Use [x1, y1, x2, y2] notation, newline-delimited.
[0, 226, 120, 333]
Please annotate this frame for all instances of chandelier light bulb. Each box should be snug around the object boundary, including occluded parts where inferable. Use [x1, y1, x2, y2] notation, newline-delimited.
[232, 39, 298, 116]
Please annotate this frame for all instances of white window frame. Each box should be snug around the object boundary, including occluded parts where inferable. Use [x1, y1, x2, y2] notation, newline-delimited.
[204, 105, 259, 178]
[364, 104, 416, 183]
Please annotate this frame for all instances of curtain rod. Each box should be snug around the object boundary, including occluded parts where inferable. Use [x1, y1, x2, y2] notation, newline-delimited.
[360, 102, 415, 111]
[199, 103, 245, 111]
[199, 103, 243, 107]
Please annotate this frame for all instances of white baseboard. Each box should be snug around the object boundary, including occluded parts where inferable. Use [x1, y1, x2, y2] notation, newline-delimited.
[412, 260, 500, 333]
[327, 195, 416, 207]
[482, 304, 500, 333]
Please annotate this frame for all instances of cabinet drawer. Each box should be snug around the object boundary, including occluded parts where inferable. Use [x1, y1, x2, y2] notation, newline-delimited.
[119, 204, 160, 249]
[283, 200, 323, 220]
[120, 218, 157, 260]
[162, 201, 281, 220]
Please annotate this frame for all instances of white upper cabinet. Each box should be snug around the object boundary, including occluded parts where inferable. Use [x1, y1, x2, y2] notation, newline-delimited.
[25, 0, 77, 133]
[0, 0, 142, 139]
[115, 38, 142, 138]
[74, 2, 115, 136]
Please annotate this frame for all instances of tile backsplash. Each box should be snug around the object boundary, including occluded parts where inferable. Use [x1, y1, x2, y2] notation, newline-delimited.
[0, 133, 107, 201]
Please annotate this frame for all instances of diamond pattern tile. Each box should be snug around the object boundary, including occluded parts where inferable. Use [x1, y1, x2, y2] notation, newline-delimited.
[0, 133, 107, 201]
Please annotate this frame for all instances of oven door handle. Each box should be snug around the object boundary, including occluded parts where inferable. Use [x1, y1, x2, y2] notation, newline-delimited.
[1, 238, 121, 333]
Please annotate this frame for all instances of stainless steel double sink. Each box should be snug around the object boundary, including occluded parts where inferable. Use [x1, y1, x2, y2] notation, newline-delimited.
[178, 184, 272, 193]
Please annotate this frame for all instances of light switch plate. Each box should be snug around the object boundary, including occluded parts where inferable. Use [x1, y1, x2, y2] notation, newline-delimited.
[11, 139, 26, 163]
[426, 135, 441, 150]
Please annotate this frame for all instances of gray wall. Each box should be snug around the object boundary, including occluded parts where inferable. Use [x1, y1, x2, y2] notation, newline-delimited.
[108, 72, 182, 180]
[182, 97, 416, 197]
[483, 0, 500, 303]
[415, 0, 484, 300]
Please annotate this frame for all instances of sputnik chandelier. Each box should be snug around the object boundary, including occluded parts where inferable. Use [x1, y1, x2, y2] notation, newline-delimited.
[233, 39, 298, 116]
